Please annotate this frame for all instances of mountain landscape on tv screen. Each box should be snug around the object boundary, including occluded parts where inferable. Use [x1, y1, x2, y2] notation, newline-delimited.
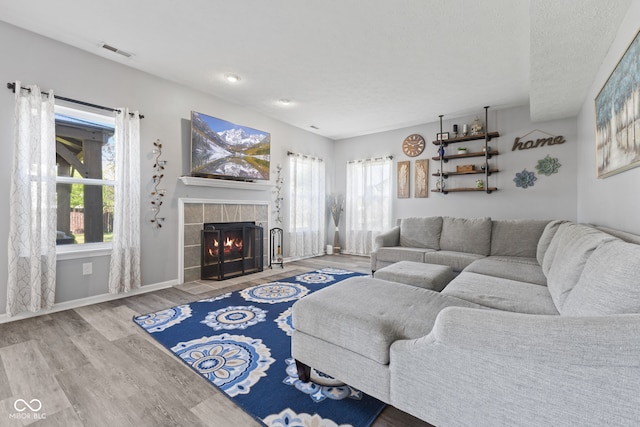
[191, 112, 270, 180]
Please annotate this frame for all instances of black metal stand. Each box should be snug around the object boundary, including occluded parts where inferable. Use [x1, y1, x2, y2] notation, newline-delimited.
[269, 227, 284, 269]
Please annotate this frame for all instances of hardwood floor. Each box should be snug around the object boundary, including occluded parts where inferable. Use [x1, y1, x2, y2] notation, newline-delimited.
[0, 255, 433, 427]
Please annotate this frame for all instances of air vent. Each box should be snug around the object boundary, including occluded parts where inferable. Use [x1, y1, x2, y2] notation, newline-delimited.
[101, 43, 132, 58]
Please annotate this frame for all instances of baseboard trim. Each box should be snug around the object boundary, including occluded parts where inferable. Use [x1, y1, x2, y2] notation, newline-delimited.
[0, 279, 178, 324]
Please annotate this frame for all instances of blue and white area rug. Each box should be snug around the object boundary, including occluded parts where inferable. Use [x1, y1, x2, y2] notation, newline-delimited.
[133, 269, 385, 427]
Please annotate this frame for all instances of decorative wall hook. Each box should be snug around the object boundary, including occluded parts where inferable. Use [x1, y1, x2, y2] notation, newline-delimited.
[151, 139, 166, 228]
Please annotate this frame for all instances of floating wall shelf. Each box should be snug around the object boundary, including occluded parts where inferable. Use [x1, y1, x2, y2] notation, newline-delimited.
[432, 187, 498, 194]
[432, 150, 499, 163]
[433, 169, 499, 178]
[433, 106, 499, 195]
[431, 132, 500, 146]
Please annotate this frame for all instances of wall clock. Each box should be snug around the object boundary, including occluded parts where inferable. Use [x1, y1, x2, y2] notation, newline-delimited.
[402, 134, 425, 157]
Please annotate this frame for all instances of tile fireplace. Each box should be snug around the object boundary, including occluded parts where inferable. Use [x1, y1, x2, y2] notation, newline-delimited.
[180, 199, 269, 284]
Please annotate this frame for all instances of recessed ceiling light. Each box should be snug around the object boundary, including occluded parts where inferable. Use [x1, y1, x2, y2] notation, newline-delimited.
[310, 125, 319, 129]
[224, 73, 241, 83]
[278, 98, 292, 105]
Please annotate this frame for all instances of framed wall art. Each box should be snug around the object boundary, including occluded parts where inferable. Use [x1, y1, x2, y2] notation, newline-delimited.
[415, 159, 429, 198]
[595, 28, 640, 178]
[397, 161, 410, 198]
[436, 132, 449, 141]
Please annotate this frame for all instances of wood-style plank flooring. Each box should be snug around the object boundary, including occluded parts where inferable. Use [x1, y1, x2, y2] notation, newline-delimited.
[0, 255, 433, 427]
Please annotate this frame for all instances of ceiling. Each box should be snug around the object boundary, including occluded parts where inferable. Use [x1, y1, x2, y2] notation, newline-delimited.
[0, 0, 631, 140]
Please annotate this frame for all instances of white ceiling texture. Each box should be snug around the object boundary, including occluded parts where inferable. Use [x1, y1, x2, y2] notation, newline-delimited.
[0, 0, 632, 139]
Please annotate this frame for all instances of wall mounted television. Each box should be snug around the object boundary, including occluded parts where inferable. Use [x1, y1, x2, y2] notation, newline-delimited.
[190, 111, 270, 181]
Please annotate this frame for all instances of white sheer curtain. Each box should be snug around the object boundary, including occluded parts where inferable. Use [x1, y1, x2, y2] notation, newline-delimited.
[345, 157, 393, 255]
[288, 153, 325, 258]
[7, 82, 57, 316]
[108, 108, 141, 293]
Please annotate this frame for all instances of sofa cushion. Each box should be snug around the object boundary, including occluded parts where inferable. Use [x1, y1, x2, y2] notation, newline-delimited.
[424, 251, 485, 272]
[292, 276, 485, 364]
[490, 219, 549, 257]
[439, 217, 492, 256]
[373, 225, 400, 250]
[595, 226, 640, 245]
[375, 246, 434, 264]
[441, 272, 559, 315]
[562, 240, 640, 316]
[543, 223, 616, 311]
[537, 220, 569, 265]
[373, 261, 453, 291]
[400, 216, 442, 249]
[464, 256, 547, 286]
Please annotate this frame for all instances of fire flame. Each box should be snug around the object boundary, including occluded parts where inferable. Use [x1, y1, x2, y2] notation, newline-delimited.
[207, 236, 243, 257]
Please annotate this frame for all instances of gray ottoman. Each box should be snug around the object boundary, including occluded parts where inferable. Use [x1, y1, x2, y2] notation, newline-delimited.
[373, 260, 453, 291]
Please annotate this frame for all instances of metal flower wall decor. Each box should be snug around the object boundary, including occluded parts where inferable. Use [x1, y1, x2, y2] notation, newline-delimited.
[535, 155, 561, 176]
[513, 169, 537, 189]
[273, 164, 284, 224]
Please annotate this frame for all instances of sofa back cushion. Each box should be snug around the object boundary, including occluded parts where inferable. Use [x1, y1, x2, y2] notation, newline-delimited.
[543, 223, 616, 311]
[400, 216, 443, 249]
[490, 219, 550, 258]
[595, 225, 640, 244]
[536, 220, 569, 265]
[439, 217, 492, 256]
[561, 240, 640, 315]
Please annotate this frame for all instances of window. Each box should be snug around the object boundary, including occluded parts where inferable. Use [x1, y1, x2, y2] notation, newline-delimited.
[345, 157, 392, 255]
[288, 153, 325, 258]
[54, 105, 115, 251]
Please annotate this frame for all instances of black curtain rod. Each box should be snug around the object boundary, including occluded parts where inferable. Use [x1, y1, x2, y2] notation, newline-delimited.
[6, 82, 144, 119]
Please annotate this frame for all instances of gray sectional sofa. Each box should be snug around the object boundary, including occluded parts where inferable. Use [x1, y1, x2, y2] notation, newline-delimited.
[291, 217, 640, 426]
[370, 216, 551, 275]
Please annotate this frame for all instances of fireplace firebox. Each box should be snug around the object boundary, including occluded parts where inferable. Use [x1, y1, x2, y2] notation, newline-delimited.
[201, 222, 263, 280]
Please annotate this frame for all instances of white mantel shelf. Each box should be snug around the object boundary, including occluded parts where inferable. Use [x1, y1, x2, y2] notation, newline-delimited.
[179, 176, 274, 190]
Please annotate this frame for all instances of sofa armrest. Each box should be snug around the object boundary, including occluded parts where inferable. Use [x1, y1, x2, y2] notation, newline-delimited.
[390, 307, 640, 426]
[424, 307, 640, 365]
[373, 226, 400, 251]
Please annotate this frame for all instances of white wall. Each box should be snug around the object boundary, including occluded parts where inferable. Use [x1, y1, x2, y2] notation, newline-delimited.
[3, 0, 638, 316]
[334, 105, 578, 243]
[577, 0, 640, 234]
[0, 21, 334, 315]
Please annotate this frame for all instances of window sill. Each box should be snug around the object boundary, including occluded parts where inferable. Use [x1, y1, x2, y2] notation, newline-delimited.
[57, 243, 112, 261]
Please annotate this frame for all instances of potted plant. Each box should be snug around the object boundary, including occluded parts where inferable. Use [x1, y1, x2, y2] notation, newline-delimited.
[457, 147, 468, 155]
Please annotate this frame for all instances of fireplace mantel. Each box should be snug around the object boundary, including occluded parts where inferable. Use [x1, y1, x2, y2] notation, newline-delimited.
[179, 176, 274, 191]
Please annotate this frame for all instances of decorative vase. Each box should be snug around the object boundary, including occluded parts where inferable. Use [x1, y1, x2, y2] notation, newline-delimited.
[471, 117, 484, 135]
[457, 148, 468, 155]
[438, 145, 445, 158]
[329, 195, 343, 254]
[333, 227, 341, 254]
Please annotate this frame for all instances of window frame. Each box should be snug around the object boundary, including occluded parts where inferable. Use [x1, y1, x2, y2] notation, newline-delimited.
[54, 105, 116, 259]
